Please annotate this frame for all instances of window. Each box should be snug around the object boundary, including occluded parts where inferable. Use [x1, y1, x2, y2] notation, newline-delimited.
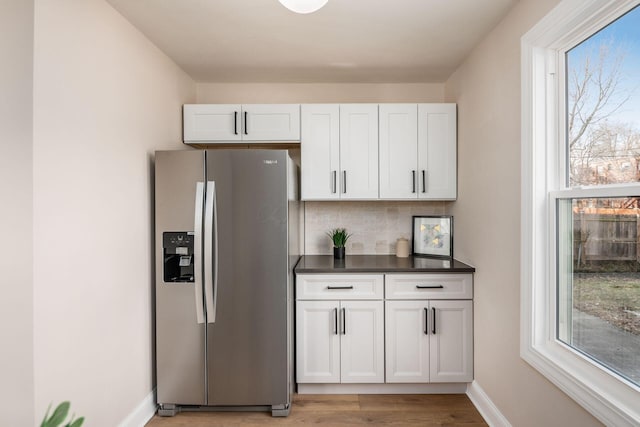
[557, 197, 640, 386]
[522, 0, 640, 425]
[558, 6, 640, 388]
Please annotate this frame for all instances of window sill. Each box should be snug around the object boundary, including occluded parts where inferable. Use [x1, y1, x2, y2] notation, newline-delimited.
[521, 338, 640, 425]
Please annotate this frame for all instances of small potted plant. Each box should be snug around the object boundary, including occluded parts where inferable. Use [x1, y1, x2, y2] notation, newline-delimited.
[327, 228, 351, 259]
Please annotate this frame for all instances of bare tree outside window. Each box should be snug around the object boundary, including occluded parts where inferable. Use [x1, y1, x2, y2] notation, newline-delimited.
[568, 41, 639, 187]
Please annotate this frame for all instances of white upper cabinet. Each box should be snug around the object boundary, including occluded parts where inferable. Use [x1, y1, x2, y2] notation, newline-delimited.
[418, 104, 457, 200]
[243, 104, 300, 141]
[187, 102, 457, 199]
[340, 104, 379, 199]
[183, 104, 242, 142]
[379, 104, 419, 199]
[379, 103, 457, 200]
[301, 104, 340, 200]
[183, 104, 300, 143]
[301, 104, 379, 200]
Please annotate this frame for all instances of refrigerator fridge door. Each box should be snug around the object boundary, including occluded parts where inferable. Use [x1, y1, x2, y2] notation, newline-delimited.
[155, 150, 206, 406]
[204, 150, 289, 407]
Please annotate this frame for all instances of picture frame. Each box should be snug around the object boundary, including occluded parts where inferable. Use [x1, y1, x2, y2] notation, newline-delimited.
[412, 215, 453, 258]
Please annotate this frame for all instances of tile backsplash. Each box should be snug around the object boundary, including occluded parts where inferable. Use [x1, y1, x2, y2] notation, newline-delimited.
[304, 201, 446, 255]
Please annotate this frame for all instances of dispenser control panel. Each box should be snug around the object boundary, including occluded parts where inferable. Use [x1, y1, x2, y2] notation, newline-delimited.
[162, 231, 195, 283]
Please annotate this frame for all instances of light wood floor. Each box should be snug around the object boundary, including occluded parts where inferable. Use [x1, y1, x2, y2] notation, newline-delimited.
[145, 394, 488, 426]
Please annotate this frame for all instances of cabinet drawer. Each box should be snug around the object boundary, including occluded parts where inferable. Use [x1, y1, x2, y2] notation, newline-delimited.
[296, 274, 384, 300]
[385, 274, 472, 299]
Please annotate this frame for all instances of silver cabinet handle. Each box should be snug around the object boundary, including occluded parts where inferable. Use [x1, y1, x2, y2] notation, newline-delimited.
[204, 181, 218, 324]
[416, 285, 444, 289]
[327, 285, 354, 290]
[193, 182, 205, 324]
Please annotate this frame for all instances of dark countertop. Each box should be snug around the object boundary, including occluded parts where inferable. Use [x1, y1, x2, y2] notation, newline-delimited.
[295, 255, 475, 274]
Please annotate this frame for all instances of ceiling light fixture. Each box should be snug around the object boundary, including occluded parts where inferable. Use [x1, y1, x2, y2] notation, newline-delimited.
[278, 0, 328, 14]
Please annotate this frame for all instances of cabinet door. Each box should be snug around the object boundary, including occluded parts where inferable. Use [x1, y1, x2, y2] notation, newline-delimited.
[183, 104, 242, 142]
[301, 104, 340, 200]
[242, 104, 300, 141]
[379, 104, 418, 199]
[340, 301, 384, 383]
[296, 301, 341, 383]
[429, 300, 473, 383]
[385, 300, 430, 383]
[339, 104, 379, 199]
[417, 104, 457, 200]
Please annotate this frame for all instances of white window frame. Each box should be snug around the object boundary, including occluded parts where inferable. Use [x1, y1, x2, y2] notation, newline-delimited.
[521, 0, 640, 425]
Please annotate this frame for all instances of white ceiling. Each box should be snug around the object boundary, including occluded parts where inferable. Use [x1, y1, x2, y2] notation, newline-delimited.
[106, 0, 518, 83]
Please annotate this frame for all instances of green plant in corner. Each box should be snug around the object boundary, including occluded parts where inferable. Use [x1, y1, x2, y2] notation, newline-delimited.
[41, 401, 84, 427]
[326, 228, 351, 248]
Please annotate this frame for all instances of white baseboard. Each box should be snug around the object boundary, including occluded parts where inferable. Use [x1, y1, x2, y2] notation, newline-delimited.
[466, 381, 511, 427]
[119, 388, 156, 427]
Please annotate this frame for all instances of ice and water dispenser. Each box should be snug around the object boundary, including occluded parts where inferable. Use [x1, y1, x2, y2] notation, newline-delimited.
[162, 232, 195, 283]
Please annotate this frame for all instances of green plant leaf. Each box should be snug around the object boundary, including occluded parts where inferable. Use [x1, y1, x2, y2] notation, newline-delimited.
[67, 416, 85, 427]
[40, 403, 52, 427]
[43, 402, 70, 427]
[326, 228, 351, 247]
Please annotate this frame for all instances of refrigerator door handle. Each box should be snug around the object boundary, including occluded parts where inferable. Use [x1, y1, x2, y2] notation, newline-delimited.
[204, 181, 218, 324]
[193, 182, 205, 324]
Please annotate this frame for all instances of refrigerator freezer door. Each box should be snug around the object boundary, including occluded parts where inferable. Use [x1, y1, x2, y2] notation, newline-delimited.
[155, 150, 207, 405]
[205, 150, 289, 406]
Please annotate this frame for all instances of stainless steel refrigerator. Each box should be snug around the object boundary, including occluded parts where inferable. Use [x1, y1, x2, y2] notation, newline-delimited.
[154, 149, 301, 417]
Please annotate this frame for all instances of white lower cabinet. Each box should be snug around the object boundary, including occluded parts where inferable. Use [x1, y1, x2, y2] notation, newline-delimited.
[385, 300, 430, 382]
[295, 272, 473, 390]
[296, 301, 341, 383]
[385, 299, 473, 383]
[340, 300, 385, 383]
[296, 274, 385, 384]
[429, 300, 473, 382]
[296, 300, 384, 383]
